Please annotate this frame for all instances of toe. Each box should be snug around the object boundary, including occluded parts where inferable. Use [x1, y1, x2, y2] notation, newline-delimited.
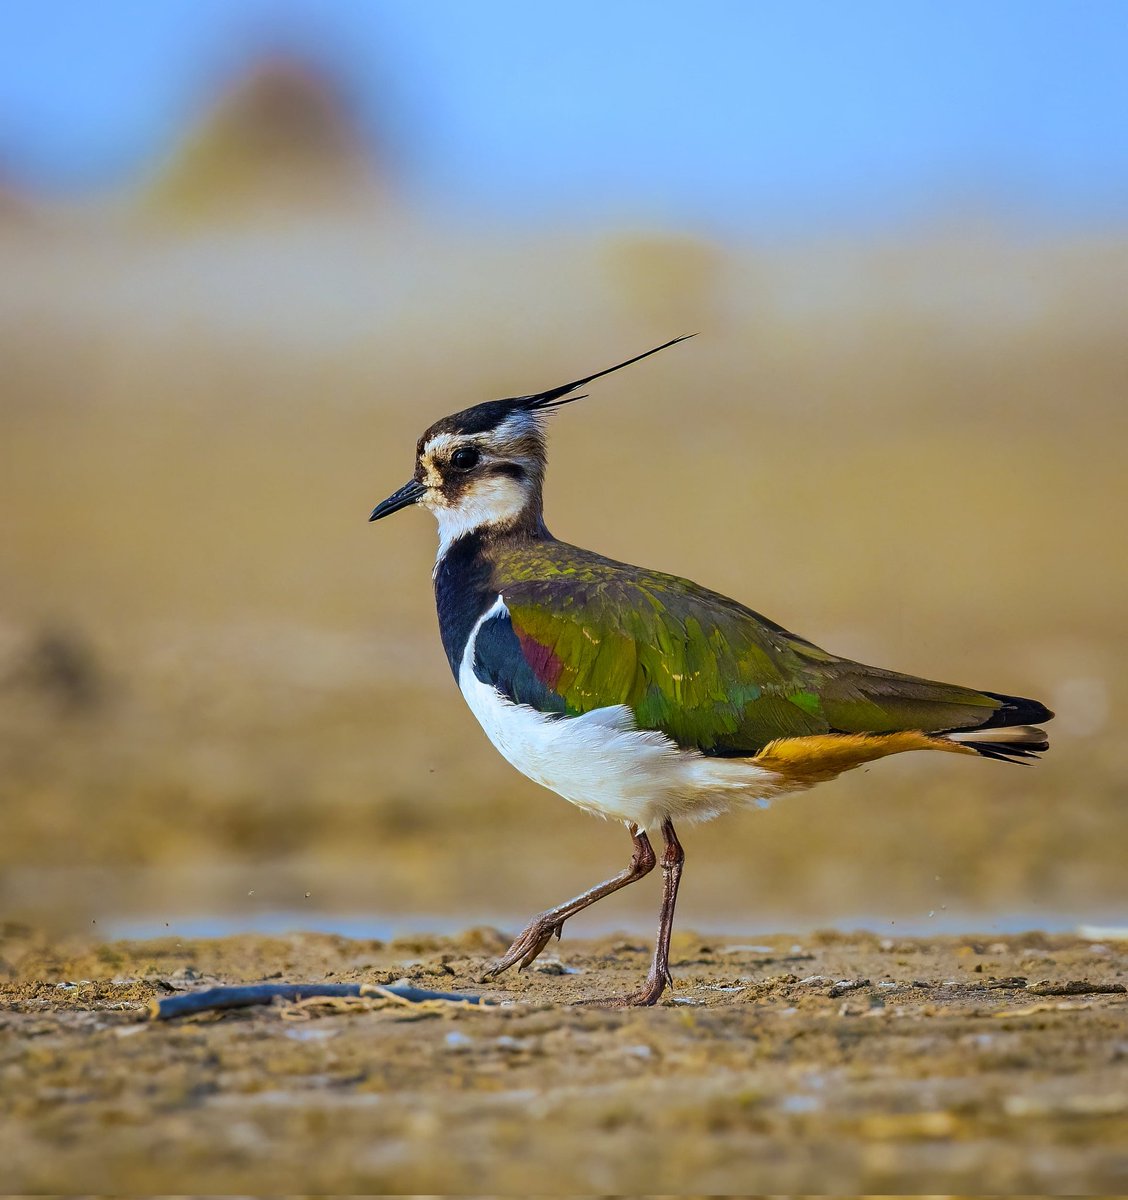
[517, 934, 553, 970]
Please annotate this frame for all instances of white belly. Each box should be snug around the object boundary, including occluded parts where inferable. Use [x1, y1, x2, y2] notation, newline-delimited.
[458, 598, 792, 831]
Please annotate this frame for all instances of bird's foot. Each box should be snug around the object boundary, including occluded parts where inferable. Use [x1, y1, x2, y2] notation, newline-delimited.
[478, 914, 566, 981]
[577, 968, 673, 1008]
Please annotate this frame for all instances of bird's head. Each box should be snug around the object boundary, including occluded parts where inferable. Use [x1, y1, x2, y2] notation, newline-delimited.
[370, 336, 691, 551]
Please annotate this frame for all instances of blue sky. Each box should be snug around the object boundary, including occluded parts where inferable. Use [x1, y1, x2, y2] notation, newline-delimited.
[1, 0, 1126, 231]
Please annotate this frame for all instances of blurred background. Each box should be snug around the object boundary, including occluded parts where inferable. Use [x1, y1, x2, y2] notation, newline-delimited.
[2, 1, 1125, 937]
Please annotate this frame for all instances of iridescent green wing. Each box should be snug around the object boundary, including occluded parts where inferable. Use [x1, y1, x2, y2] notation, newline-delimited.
[484, 541, 1003, 755]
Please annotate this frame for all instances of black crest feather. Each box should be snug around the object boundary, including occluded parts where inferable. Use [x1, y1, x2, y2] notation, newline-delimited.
[514, 334, 694, 412]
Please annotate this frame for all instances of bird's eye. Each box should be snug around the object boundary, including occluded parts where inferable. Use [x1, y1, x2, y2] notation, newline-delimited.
[450, 446, 480, 470]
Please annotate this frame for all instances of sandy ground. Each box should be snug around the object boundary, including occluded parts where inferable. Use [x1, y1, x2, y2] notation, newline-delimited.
[1, 923, 1125, 1193]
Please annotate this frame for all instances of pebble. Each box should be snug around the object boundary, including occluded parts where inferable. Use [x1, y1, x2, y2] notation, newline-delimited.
[534, 961, 583, 975]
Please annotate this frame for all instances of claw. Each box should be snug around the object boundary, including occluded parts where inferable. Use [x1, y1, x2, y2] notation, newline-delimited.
[517, 938, 549, 970]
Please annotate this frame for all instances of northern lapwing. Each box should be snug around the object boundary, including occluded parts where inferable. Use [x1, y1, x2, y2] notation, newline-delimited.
[370, 338, 1053, 1006]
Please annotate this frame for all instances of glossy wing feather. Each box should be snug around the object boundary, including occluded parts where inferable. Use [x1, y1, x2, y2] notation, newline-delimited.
[479, 541, 1007, 756]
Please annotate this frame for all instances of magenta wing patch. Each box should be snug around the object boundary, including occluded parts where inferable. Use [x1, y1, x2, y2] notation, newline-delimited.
[514, 628, 566, 692]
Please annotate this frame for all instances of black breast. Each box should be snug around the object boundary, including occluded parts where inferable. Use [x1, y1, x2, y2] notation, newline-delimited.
[433, 532, 498, 677]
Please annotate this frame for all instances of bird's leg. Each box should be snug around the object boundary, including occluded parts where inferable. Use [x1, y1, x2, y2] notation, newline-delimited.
[479, 825, 656, 980]
[597, 819, 684, 1007]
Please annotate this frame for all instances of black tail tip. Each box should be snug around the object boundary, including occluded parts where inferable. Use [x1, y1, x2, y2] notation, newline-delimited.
[969, 738, 1050, 764]
[979, 691, 1055, 729]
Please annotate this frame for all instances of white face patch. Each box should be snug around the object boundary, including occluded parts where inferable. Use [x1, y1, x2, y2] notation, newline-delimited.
[428, 473, 534, 557]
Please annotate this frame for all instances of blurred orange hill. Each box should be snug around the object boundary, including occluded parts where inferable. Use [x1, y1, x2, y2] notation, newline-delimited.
[143, 58, 387, 224]
[2, 57, 1126, 932]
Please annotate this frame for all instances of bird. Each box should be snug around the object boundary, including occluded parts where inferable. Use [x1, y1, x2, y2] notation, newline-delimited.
[369, 337, 1053, 1006]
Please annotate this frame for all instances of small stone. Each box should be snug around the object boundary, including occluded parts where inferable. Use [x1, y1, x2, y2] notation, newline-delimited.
[534, 960, 582, 975]
[827, 978, 870, 998]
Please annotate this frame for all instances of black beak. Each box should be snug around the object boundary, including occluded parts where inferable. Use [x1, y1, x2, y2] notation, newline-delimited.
[369, 479, 427, 521]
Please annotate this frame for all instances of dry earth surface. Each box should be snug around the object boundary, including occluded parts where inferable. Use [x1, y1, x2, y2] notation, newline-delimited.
[1, 924, 1126, 1193]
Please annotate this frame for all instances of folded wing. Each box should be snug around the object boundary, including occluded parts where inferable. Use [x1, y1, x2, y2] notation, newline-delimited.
[472, 543, 1025, 757]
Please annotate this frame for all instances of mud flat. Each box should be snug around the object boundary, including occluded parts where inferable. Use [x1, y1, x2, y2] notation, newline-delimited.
[1, 924, 1125, 1192]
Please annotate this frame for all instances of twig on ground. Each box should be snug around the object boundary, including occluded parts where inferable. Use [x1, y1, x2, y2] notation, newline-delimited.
[149, 981, 489, 1020]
